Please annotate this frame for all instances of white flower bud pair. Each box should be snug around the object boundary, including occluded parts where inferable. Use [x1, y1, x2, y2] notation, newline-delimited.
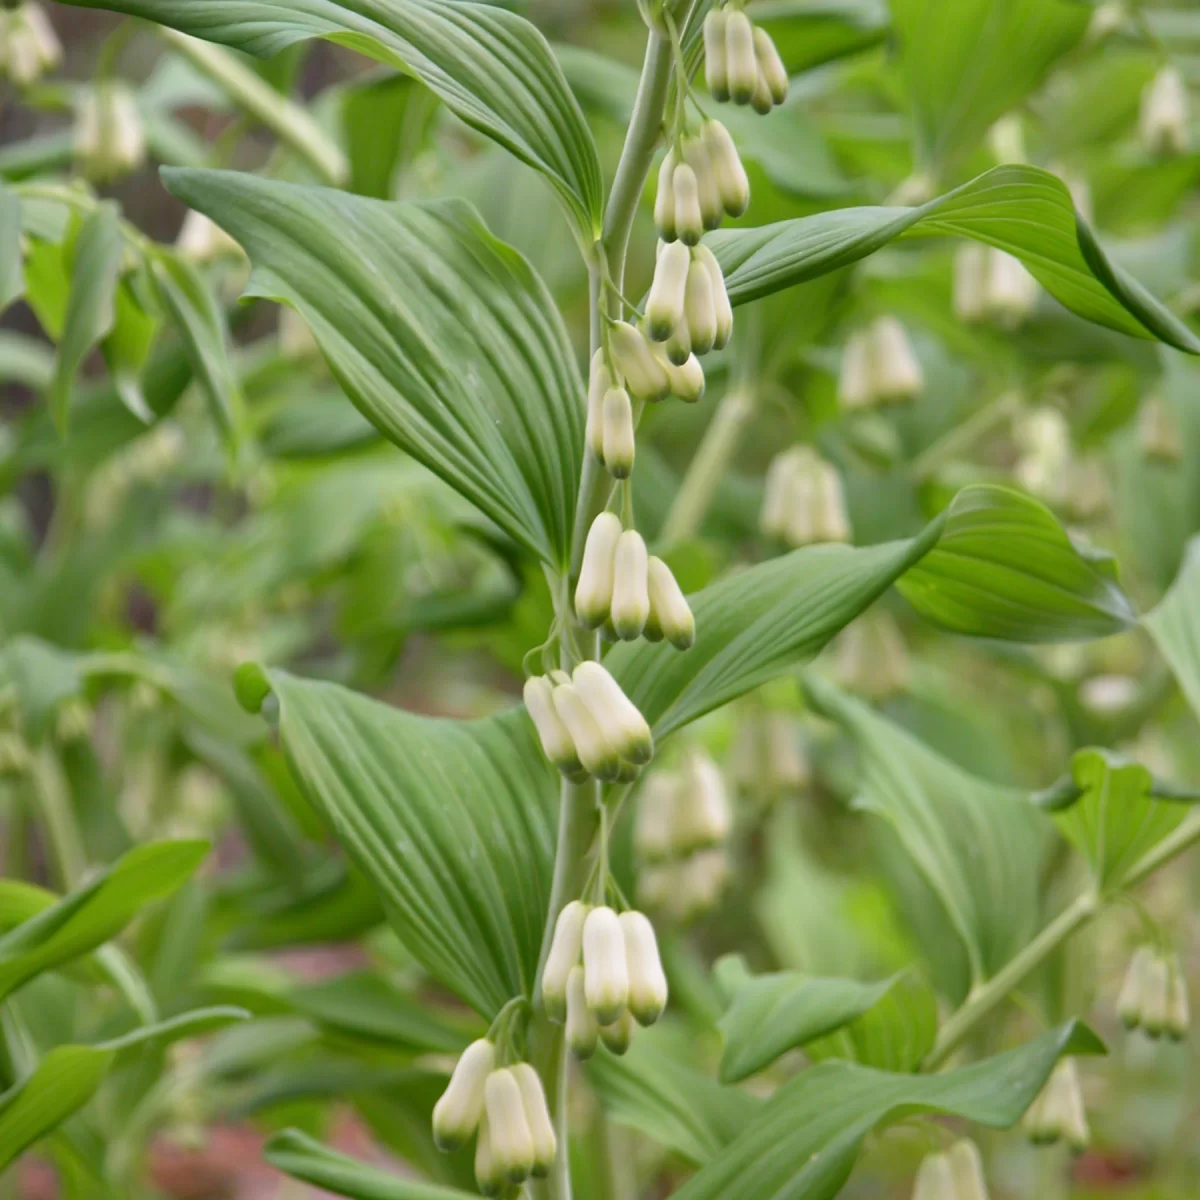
[0, 3, 60, 87]
[703, 8, 787, 113]
[656, 121, 751, 243]
[954, 245, 1039, 328]
[759, 446, 851, 547]
[1140, 66, 1189, 156]
[1023, 1058, 1089, 1152]
[638, 847, 729, 921]
[634, 751, 731, 863]
[606, 322, 669, 404]
[646, 241, 733, 363]
[1118, 945, 1189, 1040]
[74, 82, 146, 183]
[912, 1140, 990, 1200]
[1139, 394, 1182, 463]
[838, 317, 924, 409]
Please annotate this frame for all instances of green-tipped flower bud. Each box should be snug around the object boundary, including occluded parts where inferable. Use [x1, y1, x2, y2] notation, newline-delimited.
[680, 136, 723, 231]
[74, 82, 146, 183]
[654, 149, 678, 242]
[620, 909, 668, 1025]
[634, 771, 681, 862]
[1167, 954, 1190, 1040]
[1024, 1059, 1088, 1151]
[610, 530, 650, 640]
[586, 350, 613, 460]
[912, 1152, 955, 1200]
[552, 681, 621, 782]
[475, 1112, 500, 1196]
[684, 253, 718, 356]
[1118, 945, 1153, 1029]
[1141, 952, 1171, 1038]
[1, 3, 61, 86]
[678, 749, 730, 849]
[485, 1068, 536, 1185]
[601, 386, 636, 479]
[954, 243, 990, 324]
[703, 9, 730, 102]
[542, 900, 589, 1022]
[1140, 66, 1189, 156]
[662, 349, 705, 403]
[766, 713, 810, 791]
[599, 1007, 637, 1055]
[838, 331, 873, 410]
[680, 847, 729, 917]
[750, 70, 774, 116]
[672, 162, 705, 246]
[647, 240, 691, 341]
[692, 245, 733, 349]
[664, 319, 692, 367]
[583, 905, 630, 1024]
[432, 1037, 494, 1151]
[871, 316, 923, 403]
[645, 556, 695, 650]
[610, 320, 669, 402]
[947, 1139, 990, 1200]
[576, 512, 622, 629]
[725, 11, 758, 105]
[565, 965, 599, 1058]
[702, 119, 750, 217]
[524, 675, 581, 776]
[573, 661, 653, 765]
[753, 26, 788, 106]
[511, 1063, 556, 1178]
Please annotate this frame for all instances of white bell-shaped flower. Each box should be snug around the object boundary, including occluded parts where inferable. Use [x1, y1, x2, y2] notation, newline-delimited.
[610, 530, 650, 640]
[911, 1152, 954, 1200]
[541, 900, 589, 1022]
[511, 1063, 556, 1177]
[672, 161, 705, 245]
[565, 964, 599, 1058]
[947, 1139, 990, 1200]
[620, 909, 668, 1025]
[551, 680, 621, 782]
[75, 82, 146, 182]
[573, 661, 653, 766]
[601, 385, 636, 479]
[753, 25, 788, 107]
[582, 905, 629, 1024]
[634, 771, 681, 863]
[575, 512, 621, 630]
[1023, 1058, 1089, 1151]
[646, 240, 691, 341]
[725, 11, 758, 106]
[645, 555, 695, 650]
[524, 675, 581, 776]
[1, 3, 60, 86]
[586, 350, 614, 460]
[598, 1007, 637, 1055]
[609, 320, 669, 402]
[677, 749, 731, 850]
[431, 1037, 494, 1151]
[680, 135, 723, 232]
[703, 9, 730, 102]
[484, 1067, 536, 1184]
[702, 119, 749, 217]
[1140, 66, 1189, 156]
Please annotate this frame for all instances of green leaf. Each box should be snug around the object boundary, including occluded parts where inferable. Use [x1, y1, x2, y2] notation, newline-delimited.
[711, 165, 1200, 354]
[892, 0, 1088, 169]
[59, 0, 603, 241]
[48, 205, 123, 433]
[0, 634, 83, 739]
[101, 276, 159, 424]
[671, 1022, 1103, 1200]
[265, 1129, 476, 1200]
[0, 183, 23, 312]
[803, 676, 1055, 988]
[163, 169, 583, 567]
[97, 1005, 250, 1054]
[753, 1, 889, 74]
[897, 485, 1137, 642]
[257, 670, 556, 1019]
[718, 970, 904, 1084]
[0, 840, 208, 1002]
[1056, 748, 1186, 888]
[1144, 536, 1200, 721]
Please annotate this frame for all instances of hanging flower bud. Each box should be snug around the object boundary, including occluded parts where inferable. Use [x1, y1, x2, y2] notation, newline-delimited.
[576, 512, 621, 629]
[954, 244, 990, 323]
[175, 210, 242, 263]
[986, 251, 1039, 328]
[677, 749, 731, 850]
[1140, 66, 1189, 156]
[911, 1152, 954, 1200]
[1118, 945, 1154, 1029]
[601, 386, 636, 479]
[432, 1037, 494, 1151]
[572, 661, 653, 765]
[647, 240, 691, 341]
[586, 350, 613, 460]
[691, 245, 733, 350]
[1024, 1059, 1089, 1152]
[753, 25, 788, 106]
[542, 900, 589, 1022]
[565, 965, 599, 1058]
[474, 1112, 500, 1196]
[1141, 951, 1171, 1038]
[837, 331, 873, 410]
[762, 447, 850, 547]
[510, 1064, 556, 1178]
[1, 3, 60, 86]
[655, 149, 678, 242]
[610, 321, 669, 402]
[766, 712, 810, 792]
[703, 8, 730, 102]
[582, 906, 630, 1024]
[75, 82, 146, 182]
[599, 1007, 637, 1055]
[680, 847, 729, 916]
[1139, 394, 1182, 462]
[655, 344, 706, 403]
[634, 771, 681, 862]
[684, 253, 719, 356]
[620, 909, 669, 1025]
[610, 530, 650, 640]
[484, 1068, 536, 1184]
[636, 862, 678, 912]
[645, 556, 695, 650]
[702, 120, 750, 218]
[552, 681, 621, 781]
[672, 162, 705, 246]
[664, 317, 692, 367]
[749, 70, 774, 116]
[725, 11, 758, 106]
[680, 136, 723, 231]
[524, 676, 581, 777]
[1167, 953, 1190, 1040]
[870, 317, 923, 403]
[947, 1139, 990, 1200]
[835, 611, 909, 701]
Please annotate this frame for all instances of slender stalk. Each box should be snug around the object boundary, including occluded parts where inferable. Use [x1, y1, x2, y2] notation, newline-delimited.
[26, 746, 86, 889]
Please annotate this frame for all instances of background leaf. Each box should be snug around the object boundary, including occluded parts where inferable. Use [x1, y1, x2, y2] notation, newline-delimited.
[0, 183, 23, 311]
[1144, 536, 1200, 720]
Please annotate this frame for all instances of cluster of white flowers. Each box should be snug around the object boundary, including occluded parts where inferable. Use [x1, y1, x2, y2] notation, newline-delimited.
[636, 750, 733, 921]
[1140, 65, 1189, 156]
[542, 901, 668, 1058]
[0, 2, 59, 86]
[1118, 945, 1190, 1040]
[75, 82, 146, 182]
[760, 445, 851, 547]
[703, 5, 788, 114]
[432, 1040, 556, 1194]
[839, 317, 924, 409]
[1023, 1059, 1089, 1151]
[954, 245, 1039, 329]
[912, 1140, 991, 1200]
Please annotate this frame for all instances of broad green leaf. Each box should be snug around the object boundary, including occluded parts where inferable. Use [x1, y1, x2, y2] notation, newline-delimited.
[588, 1027, 759, 1165]
[48, 204, 123, 433]
[59, 0, 603, 241]
[0, 840, 208, 1002]
[892, 0, 1088, 169]
[804, 676, 1055, 988]
[754, 1, 889, 74]
[1145, 536, 1200, 721]
[1056, 748, 1185, 888]
[266, 1129, 475, 1200]
[0, 634, 82, 739]
[718, 969, 903, 1083]
[671, 1022, 1103, 1200]
[164, 169, 584, 567]
[248, 670, 556, 1018]
[897, 485, 1137, 642]
[711, 165, 1200, 354]
[0, 183, 23, 311]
